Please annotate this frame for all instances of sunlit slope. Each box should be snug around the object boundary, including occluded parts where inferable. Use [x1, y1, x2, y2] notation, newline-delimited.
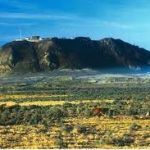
[1, 37, 150, 73]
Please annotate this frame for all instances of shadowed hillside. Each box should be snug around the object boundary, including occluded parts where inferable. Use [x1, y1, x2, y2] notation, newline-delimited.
[0, 37, 150, 73]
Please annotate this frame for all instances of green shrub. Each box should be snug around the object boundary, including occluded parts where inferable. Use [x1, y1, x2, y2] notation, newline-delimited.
[61, 124, 73, 133]
[55, 132, 68, 148]
[75, 125, 87, 134]
[111, 134, 134, 146]
[130, 123, 142, 131]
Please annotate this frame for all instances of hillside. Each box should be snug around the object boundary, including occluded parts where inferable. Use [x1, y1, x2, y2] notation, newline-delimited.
[0, 37, 150, 73]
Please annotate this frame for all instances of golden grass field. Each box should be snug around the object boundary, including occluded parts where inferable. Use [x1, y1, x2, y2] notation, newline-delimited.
[0, 93, 113, 106]
[0, 94, 149, 148]
[0, 117, 150, 148]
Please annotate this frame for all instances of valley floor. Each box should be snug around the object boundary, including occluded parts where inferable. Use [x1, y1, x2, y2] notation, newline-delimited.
[0, 72, 150, 148]
[0, 117, 150, 148]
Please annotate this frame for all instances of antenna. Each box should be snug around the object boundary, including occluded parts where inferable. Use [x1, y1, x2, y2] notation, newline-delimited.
[19, 28, 22, 39]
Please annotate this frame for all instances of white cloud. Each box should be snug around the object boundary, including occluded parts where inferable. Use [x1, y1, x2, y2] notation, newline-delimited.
[102, 21, 133, 29]
[0, 11, 133, 30]
[0, 22, 35, 26]
[58, 19, 133, 30]
[0, 12, 78, 20]
[0, 0, 38, 10]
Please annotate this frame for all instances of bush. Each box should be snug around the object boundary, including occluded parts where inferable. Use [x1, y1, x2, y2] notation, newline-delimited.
[130, 123, 142, 131]
[55, 132, 68, 148]
[111, 134, 134, 146]
[75, 125, 87, 134]
[0, 105, 67, 125]
[61, 124, 73, 133]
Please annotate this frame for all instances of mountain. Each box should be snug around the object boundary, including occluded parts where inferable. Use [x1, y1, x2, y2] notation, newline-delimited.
[0, 37, 150, 73]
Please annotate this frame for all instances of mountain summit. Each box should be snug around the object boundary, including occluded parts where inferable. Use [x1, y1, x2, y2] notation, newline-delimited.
[0, 37, 150, 73]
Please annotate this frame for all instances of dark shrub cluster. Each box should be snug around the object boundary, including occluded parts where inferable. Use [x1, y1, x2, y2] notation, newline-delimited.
[0, 105, 67, 125]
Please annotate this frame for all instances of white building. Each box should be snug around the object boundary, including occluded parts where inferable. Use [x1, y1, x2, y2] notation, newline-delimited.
[16, 36, 43, 42]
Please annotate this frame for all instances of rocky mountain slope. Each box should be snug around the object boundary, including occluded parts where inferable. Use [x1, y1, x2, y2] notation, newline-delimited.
[0, 37, 150, 73]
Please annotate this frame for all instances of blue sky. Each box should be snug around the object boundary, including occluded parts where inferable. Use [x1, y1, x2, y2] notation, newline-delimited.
[0, 0, 150, 49]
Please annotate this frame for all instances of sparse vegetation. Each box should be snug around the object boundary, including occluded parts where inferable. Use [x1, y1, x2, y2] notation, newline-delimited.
[0, 73, 150, 148]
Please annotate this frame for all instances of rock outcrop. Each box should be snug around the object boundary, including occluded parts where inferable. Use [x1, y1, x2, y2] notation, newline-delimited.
[0, 37, 150, 73]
